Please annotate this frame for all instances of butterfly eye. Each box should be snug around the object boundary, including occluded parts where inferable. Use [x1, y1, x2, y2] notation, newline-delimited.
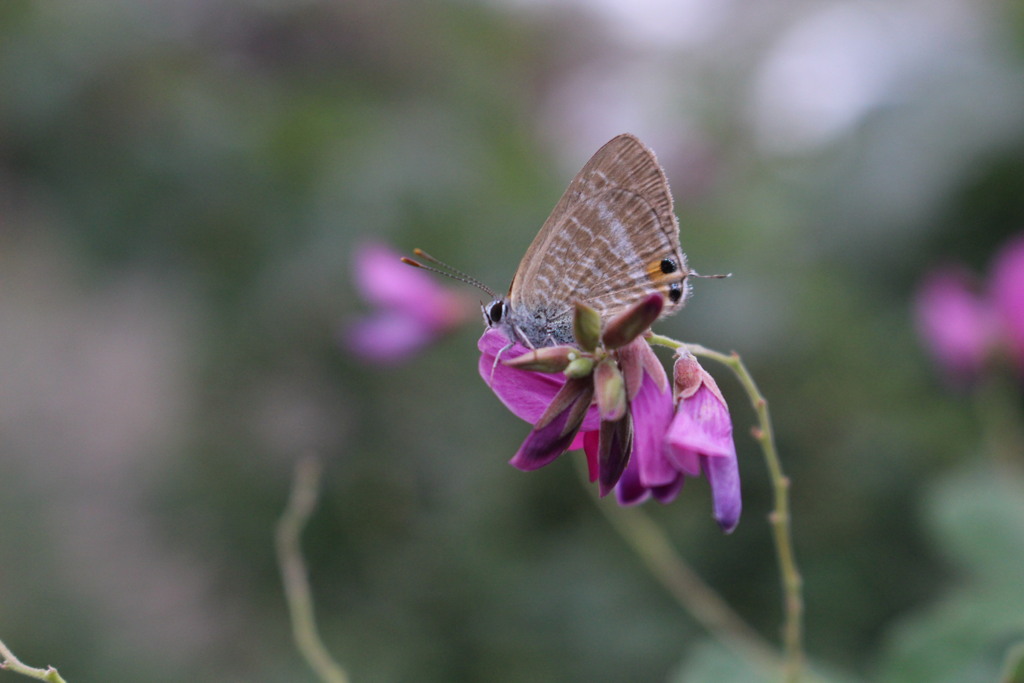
[488, 301, 505, 323]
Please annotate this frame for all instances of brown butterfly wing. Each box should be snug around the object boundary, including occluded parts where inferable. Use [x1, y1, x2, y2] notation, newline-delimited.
[508, 134, 688, 324]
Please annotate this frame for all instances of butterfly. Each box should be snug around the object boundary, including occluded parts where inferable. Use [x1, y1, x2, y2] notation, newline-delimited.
[405, 134, 694, 349]
[484, 133, 690, 349]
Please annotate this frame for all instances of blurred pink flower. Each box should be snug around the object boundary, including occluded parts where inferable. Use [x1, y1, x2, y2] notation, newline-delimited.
[990, 234, 1024, 368]
[914, 267, 994, 382]
[914, 232, 1024, 382]
[347, 243, 473, 363]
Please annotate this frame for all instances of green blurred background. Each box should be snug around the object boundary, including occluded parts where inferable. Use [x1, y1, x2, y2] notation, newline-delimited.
[2, 1, 1024, 681]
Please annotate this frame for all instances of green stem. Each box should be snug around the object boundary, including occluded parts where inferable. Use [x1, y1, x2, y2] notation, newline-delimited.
[577, 460, 784, 672]
[276, 458, 350, 683]
[0, 638, 67, 683]
[649, 334, 806, 682]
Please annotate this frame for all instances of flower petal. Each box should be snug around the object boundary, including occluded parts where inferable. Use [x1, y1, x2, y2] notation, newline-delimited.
[651, 477, 685, 504]
[582, 430, 600, 482]
[914, 266, 993, 381]
[509, 379, 594, 471]
[615, 457, 684, 505]
[665, 446, 702, 477]
[624, 346, 676, 488]
[664, 385, 736, 460]
[345, 312, 435, 363]
[614, 457, 650, 506]
[355, 242, 469, 328]
[598, 415, 634, 496]
[703, 454, 742, 533]
[479, 329, 600, 430]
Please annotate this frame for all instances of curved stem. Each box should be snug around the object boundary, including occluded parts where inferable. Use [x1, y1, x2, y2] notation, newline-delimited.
[649, 333, 805, 682]
[276, 458, 350, 683]
[576, 460, 784, 672]
[0, 638, 67, 683]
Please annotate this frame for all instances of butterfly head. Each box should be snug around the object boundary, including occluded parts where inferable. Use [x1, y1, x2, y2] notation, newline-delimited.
[484, 299, 507, 327]
[483, 298, 526, 347]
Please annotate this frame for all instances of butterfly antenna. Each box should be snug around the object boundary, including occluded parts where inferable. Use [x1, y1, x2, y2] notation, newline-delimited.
[402, 248, 498, 298]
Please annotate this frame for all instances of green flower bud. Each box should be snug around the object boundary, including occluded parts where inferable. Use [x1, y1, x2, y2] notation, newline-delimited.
[564, 355, 595, 379]
[594, 358, 627, 421]
[573, 302, 602, 352]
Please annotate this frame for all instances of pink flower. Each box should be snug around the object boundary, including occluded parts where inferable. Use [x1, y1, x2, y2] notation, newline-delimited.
[478, 299, 741, 531]
[914, 267, 994, 382]
[990, 235, 1024, 368]
[347, 243, 472, 363]
[617, 350, 742, 533]
[478, 328, 601, 471]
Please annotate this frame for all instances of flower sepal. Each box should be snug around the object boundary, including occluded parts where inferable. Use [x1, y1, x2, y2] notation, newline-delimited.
[601, 293, 664, 349]
[594, 357, 627, 421]
[573, 302, 602, 352]
[509, 377, 595, 471]
[598, 414, 634, 496]
[501, 345, 578, 373]
[565, 355, 596, 379]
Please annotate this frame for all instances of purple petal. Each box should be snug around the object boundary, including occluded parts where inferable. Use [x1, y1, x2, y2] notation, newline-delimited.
[631, 369, 677, 487]
[582, 430, 600, 481]
[615, 456, 684, 505]
[354, 242, 469, 328]
[509, 417, 581, 471]
[664, 373, 742, 530]
[598, 416, 634, 496]
[614, 457, 650, 506]
[664, 385, 736, 461]
[345, 312, 435, 363]
[651, 477, 685, 504]
[570, 432, 588, 452]
[666, 447, 702, 477]
[509, 380, 593, 471]
[703, 453, 742, 533]
[613, 339, 675, 489]
[914, 267, 993, 381]
[479, 329, 600, 430]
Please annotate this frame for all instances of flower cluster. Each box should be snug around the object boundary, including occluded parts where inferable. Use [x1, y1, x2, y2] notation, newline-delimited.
[479, 294, 741, 532]
[347, 243, 473, 363]
[915, 234, 1024, 383]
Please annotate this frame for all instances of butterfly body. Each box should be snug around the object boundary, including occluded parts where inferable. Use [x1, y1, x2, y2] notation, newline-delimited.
[486, 133, 690, 349]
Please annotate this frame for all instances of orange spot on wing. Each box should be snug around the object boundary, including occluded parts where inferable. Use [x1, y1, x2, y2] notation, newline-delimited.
[645, 260, 667, 281]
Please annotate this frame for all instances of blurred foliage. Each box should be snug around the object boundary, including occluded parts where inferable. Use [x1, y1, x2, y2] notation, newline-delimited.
[874, 466, 1024, 683]
[2, 0, 1024, 682]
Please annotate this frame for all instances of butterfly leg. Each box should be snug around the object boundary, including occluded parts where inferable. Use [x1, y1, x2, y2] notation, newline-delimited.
[512, 324, 537, 350]
[490, 341, 516, 381]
